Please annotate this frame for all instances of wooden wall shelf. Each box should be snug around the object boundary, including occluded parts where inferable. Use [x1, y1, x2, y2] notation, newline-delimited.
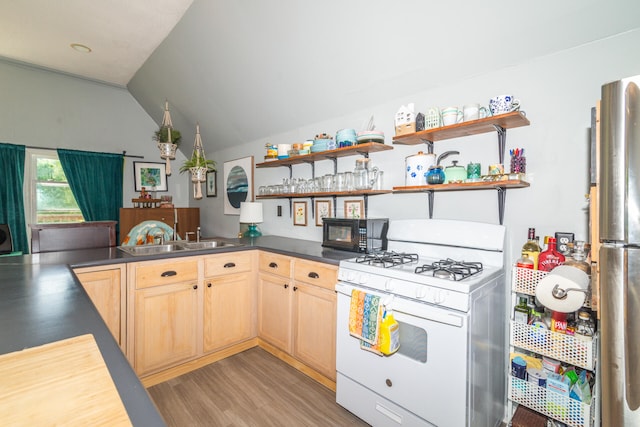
[392, 111, 530, 145]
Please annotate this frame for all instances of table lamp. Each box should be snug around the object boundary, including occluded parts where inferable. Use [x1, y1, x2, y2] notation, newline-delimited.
[239, 202, 263, 237]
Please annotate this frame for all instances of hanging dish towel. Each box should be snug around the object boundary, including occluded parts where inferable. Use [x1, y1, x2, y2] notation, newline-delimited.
[348, 289, 383, 355]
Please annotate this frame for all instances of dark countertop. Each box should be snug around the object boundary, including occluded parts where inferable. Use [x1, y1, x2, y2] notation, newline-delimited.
[0, 235, 354, 426]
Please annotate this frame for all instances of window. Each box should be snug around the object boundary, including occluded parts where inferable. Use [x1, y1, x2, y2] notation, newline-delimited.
[24, 150, 84, 224]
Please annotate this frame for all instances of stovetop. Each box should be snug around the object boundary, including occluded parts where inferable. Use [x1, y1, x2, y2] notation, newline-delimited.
[336, 219, 506, 311]
[340, 248, 503, 292]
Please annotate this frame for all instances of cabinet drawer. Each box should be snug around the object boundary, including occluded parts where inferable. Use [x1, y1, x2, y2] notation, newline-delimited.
[134, 258, 199, 289]
[204, 252, 252, 277]
[293, 259, 337, 291]
[258, 252, 292, 277]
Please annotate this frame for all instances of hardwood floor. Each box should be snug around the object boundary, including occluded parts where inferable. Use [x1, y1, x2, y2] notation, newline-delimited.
[147, 347, 369, 426]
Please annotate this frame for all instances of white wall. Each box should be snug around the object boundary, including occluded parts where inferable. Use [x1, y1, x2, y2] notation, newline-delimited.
[0, 59, 191, 208]
[198, 29, 640, 266]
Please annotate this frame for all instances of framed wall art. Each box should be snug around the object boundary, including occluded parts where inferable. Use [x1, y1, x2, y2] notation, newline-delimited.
[315, 199, 332, 226]
[133, 162, 168, 192]
[223, 156, 254, 215]
[206, 171, 217, 197]
[344, 199, 364, 219]
[293, 201, 307, 226]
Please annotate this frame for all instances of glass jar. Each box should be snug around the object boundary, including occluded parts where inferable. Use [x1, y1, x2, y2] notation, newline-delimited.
[354, 158, 372, 190]
[575, 311, 595, 340]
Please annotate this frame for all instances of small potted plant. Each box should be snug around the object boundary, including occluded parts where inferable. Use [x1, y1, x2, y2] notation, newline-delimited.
[155, 101, 181, 175]
[180, 124, 216, 199]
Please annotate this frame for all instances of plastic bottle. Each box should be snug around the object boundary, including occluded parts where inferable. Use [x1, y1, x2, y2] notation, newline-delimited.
[379, 308, 400, 356]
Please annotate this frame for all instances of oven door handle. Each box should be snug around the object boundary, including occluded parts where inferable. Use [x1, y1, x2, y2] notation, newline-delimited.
[336, 282, 465, 328]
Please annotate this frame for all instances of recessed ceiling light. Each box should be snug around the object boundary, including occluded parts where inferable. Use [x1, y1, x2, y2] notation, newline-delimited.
[70, 43, 92, 53]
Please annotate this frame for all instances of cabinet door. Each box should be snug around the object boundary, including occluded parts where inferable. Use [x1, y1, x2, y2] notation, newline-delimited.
[258, 272, 293, 353]
[203, 272, 255, 353]
[292, 281, 337, 380]
[74, 265, 125, 350]
[134, 282, 200, 376]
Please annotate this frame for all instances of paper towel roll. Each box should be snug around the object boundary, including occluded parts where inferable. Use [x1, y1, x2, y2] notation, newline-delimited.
[535, 265, 590, 313]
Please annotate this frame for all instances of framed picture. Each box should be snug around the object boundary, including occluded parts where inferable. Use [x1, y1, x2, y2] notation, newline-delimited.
[206, 171, 217, 197]
[223, 156, 254, 215]
[133, 162, 168, 192]
[293, 201, 307, 226]
[344, 199, 364, 219]
[315, 199, 332, 226]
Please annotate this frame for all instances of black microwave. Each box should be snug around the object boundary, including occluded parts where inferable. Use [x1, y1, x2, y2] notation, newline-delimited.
[322, 218, 388, 253]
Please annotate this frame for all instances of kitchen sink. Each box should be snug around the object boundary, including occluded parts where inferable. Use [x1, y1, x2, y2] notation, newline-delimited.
[117, 240, 239, 256]
[117, 243, 187, 256]
[176, 240, 236, 250]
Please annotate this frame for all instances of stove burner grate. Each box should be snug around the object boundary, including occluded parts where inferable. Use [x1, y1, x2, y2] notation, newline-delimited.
[415, 258, 483, 281]
[355, 251, 419, 268]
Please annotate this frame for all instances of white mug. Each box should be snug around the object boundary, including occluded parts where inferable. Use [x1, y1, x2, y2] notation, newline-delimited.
[441, 107, 463, 126]
[489, 95, 520, 115]
[463, 104, 491, 121]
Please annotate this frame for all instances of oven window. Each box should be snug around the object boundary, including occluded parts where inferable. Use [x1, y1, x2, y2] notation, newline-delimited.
[328, 226, 352, 242]
[397, 321, 427, 363]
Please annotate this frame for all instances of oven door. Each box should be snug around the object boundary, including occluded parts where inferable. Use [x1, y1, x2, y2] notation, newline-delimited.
[336, 282, 470, 427]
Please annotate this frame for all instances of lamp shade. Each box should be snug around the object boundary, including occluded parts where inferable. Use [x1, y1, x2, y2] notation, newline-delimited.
[239, 202, 263, 224]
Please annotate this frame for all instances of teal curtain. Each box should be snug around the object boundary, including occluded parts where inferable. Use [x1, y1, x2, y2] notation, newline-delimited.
[0, 142, 29, 254]
[57, 149, 124, 241]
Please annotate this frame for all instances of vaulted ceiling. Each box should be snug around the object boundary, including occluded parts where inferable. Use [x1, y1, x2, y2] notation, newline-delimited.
[2, 0, 640, 152]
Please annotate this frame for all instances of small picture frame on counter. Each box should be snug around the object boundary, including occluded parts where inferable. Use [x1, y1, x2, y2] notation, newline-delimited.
[293, 201, 307, 226]
[344, 199, 364, 219]
[315, 200, 332, 226]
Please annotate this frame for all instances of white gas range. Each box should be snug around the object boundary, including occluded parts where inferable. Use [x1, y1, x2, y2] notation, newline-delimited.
[335, 219, 507, 427]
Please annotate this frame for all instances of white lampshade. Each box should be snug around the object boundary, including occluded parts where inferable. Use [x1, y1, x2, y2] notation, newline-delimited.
[239, 202, 263, 224]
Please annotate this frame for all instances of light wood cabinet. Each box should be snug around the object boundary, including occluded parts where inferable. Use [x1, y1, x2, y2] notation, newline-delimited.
[203, 252, 256, 353]
[73, 264, 126, 351]
[258, 252, 337, 381]
[119, 207, 200, 244]
[133, 281, 200, 376]
[124, 249, 337, 386]
[128, 257, 202, 376]
[258, 271, 294, 352]
[292, 259, 337, 381]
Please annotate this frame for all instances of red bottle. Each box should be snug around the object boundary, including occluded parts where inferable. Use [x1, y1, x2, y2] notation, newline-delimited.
[538, 237, 565, 272]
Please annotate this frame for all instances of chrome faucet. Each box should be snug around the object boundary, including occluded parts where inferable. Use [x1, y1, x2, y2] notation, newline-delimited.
[153, 232, 165, 245]
[196, 226, 201, 242]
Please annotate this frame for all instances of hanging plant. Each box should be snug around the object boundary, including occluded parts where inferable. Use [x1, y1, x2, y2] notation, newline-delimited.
[179, 155, 216, 173]
[153, 126, 182, 145]
[155, 101, 181, 175]
[180, 124, 216, 199]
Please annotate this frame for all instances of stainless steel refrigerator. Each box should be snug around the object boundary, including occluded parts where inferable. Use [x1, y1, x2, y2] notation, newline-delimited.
[599, 74, 640, 426]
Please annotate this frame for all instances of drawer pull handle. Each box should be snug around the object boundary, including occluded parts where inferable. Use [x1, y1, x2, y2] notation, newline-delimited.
[207, 283, 212, 288]
[293, 286, 298, 291]
[284, 284, 289, 289]
[224, 262, 236, 268]
[308, 272, 319, 279]
[193, 285, 198, 290]
[161, 270, 177, 277]
[269, 262, 278, 268]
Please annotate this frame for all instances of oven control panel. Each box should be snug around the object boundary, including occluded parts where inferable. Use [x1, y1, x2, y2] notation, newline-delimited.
[337, 269, 471, 312]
